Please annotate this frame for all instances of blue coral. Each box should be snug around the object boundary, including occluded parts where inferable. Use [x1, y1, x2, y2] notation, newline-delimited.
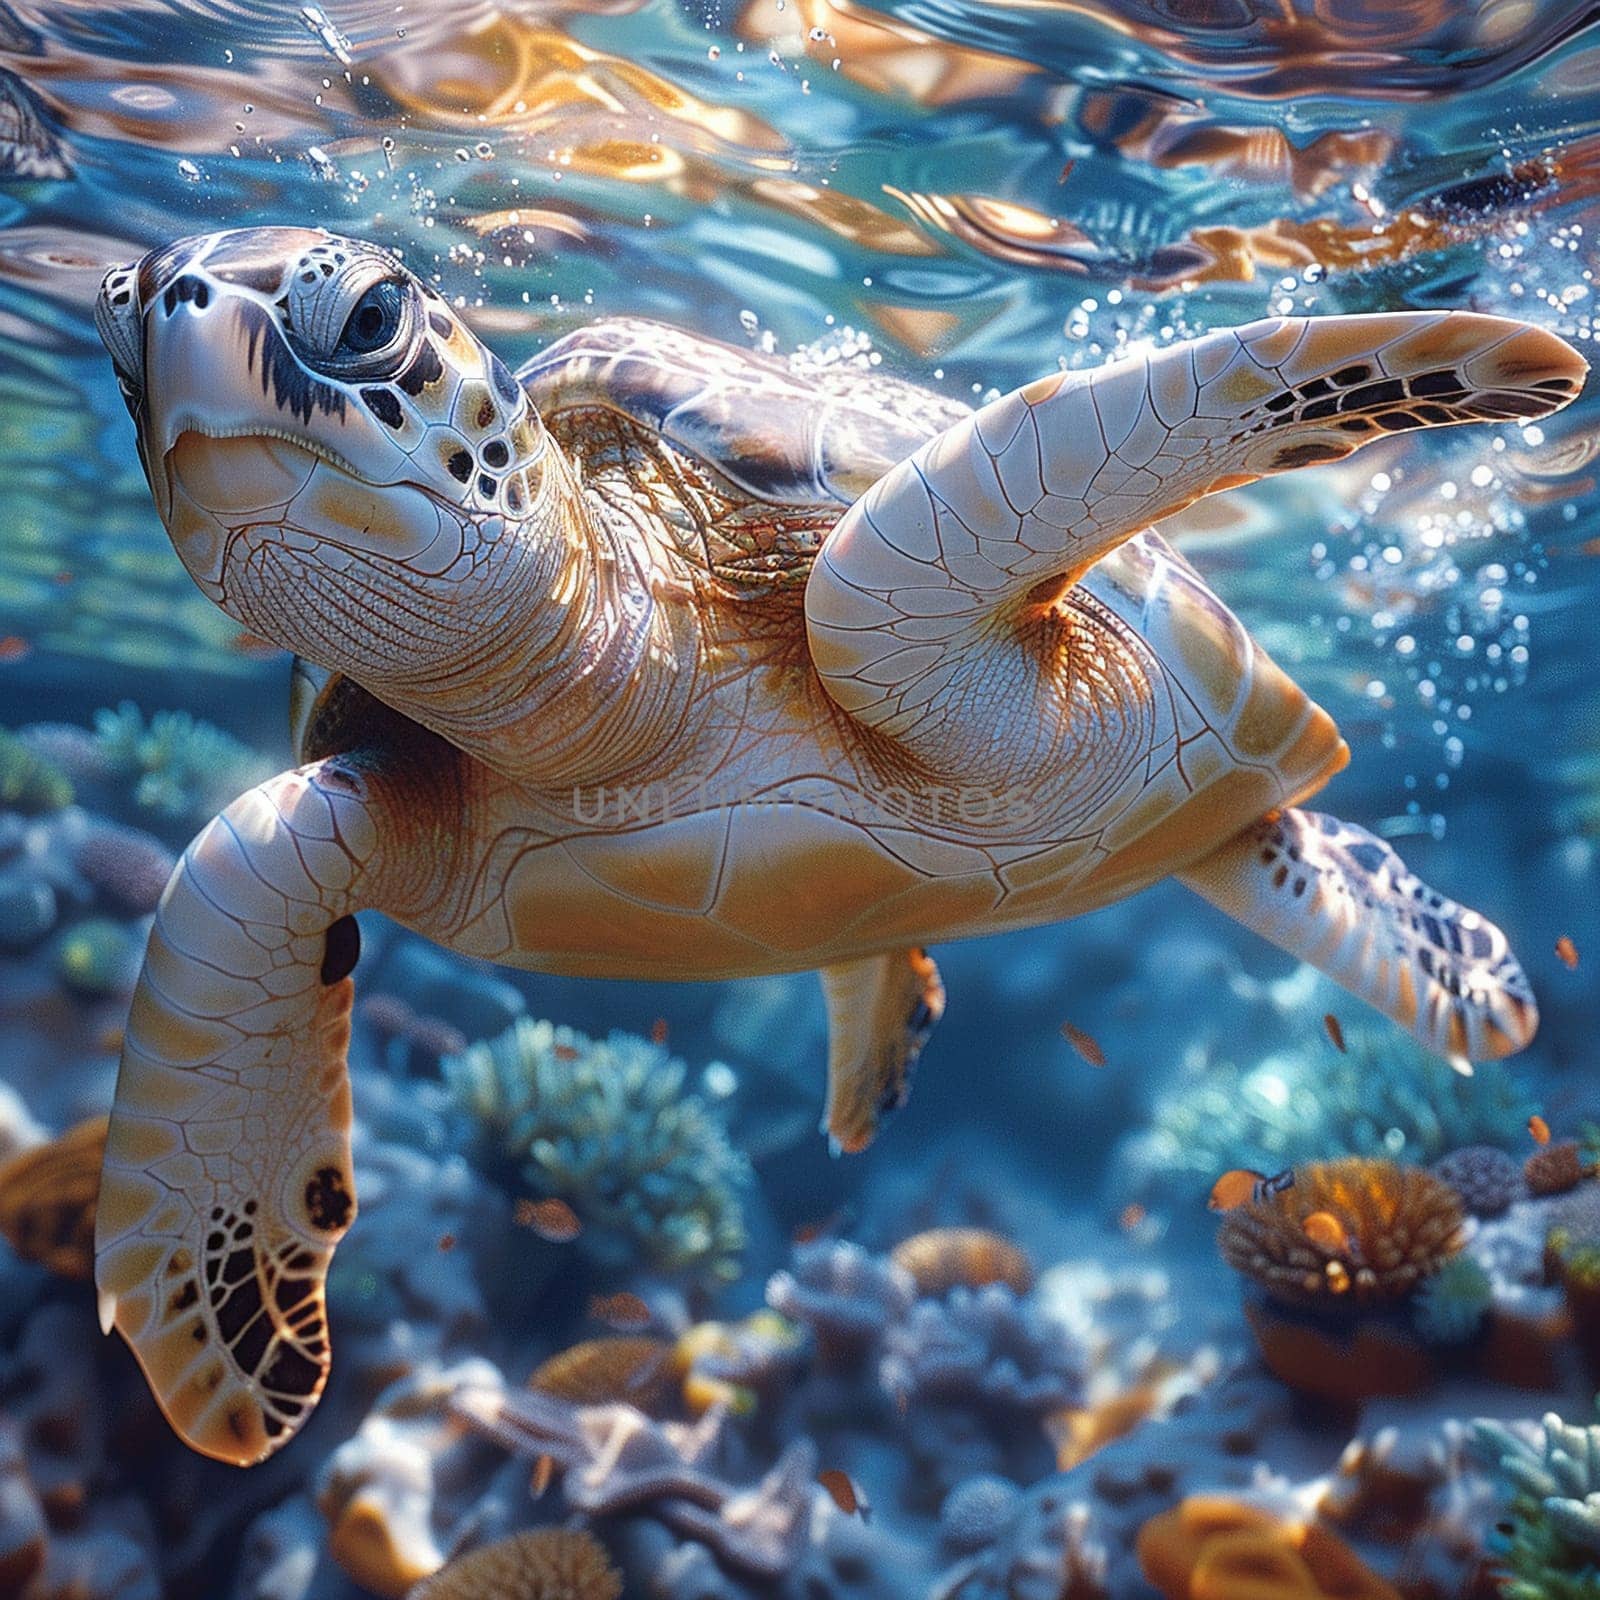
[0, 729, 71, 815]
[1474, 1405, 1600, 1599]
[1413, 1253, 1493, 1344]
[1125, 1023, 1533, 1204]
[444, 1017, 749, 1282]
[91, 702, 267, 826]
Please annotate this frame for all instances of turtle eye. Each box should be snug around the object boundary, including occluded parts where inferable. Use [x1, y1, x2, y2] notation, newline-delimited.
[339, 280, 405, 357]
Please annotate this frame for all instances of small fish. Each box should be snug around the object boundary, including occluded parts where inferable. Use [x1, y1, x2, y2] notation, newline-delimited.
[517, 1197, 582, 1243]
[1323, 1013, 1346, 1053]
[1557, 936, 1580, 970]
[1530, 1114, 1552, 1146]
[437, 1233, 456, 1252]
[530, 1454, 555, 1497]
[818, 1467, 870, 1519]
[650, 1016, 670, 1045]
[589, 1291, 652, 1331]
[0, 636, 31, 664]
[1301, 1210, 1349, 1253]
[553, 1042, 580, 1062]
[1057, 158, 1076, 184]
[1059, 1021, 1106, 1067]
[1119, 1203, 1146, 1233]
[793, 1206, 848, 1246]
[1208, 1167, 1294, 1212]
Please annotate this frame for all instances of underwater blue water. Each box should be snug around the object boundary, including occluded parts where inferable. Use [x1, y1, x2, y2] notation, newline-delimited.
[3, 3, 1600, 1597]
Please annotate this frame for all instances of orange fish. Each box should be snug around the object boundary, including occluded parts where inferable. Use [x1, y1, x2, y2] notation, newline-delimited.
[1302, 1210, 1349, 1253]
[517, 1197, 582, 1243]
[1530, 1114, 1551, 1146]
[650, 1016, 670, 1045]
[1060, 1021, 1106, 1067]
[1057, 158, 1077, 184]
[1557, 936, 1580, 970]
[531, 1455, 556, 1497]
[553, 1042, 580, 1062]
[589, 1291, 652, 1331]
[0, 636, 31, 663]
[817, 1468, 870, 1519]
[437, 1233, 456, 1252]
[1119, 1203, 1147, 1233]
[1323, 1013, 1346, 1053]
[1208, 1168, 1293, 1212]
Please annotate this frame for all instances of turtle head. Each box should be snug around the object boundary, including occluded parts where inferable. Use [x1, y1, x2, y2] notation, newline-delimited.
[95, 227, 551, 673]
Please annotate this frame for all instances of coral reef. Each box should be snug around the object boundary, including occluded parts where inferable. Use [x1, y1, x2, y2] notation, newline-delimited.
[0, 731, 71, 816]
[1218, 1158, 1466, 1311]
[1124, 1025, 1533, 1207]
[879, 1285, 1085, 1414]
[1526, 1142, 1588, 1198]
[766, 1239, 915, 1365]
[890, 1228, 1034, 1298]
[1412, 1254, 1495, 1346]
[1474, 1405, 1600, 1598]
[528, 1337, 679, 1414]
[1431, 1145, 1525, 1219]
[445, 1018, 749, 1282]
[89, 701, 268, 828]
[52, 916, 139, 999]
[411, 1528, 624, 1600]
[0, 1113, 105, 1280]
[1137, 1494, 1403, 1600]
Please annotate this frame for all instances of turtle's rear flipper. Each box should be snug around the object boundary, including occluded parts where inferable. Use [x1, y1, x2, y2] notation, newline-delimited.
[96, 760, 393, 1465]
[1179, 807, 1536, 1062]
[819, 948, 945, 1153]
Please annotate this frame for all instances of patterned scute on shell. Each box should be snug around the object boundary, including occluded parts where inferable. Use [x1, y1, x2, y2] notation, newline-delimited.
[527, 1337, 678, 1415]
[0, 1115, 107, 1280]
[1217, 1157, 1465, 1311]
[889, 1227, 1034, 1298]
[409, 1528, 623, 1600]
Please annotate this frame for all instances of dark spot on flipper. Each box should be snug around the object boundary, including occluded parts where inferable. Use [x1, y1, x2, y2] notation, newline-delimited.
[490, 353, 520, 405]
[1345, 841, 1388, 875]
[262, 1343, 321, 1399]
[321, 916, 360, 984]
[233, 1314, 274, 1375]
[1271, 441, 1346, 468]
[304, 1165, 352, 1232]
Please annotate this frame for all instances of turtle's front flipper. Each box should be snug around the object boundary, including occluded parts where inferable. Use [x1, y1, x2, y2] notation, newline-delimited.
[806, 313, 1583, 735]
[819, 949, 945, 1153]
[1180, 807, 1536, 1063]
[95, 754, 453, 1464]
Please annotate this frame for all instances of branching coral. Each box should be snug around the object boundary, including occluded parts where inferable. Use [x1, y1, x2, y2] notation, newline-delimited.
[1131, 1028, 1532, 1204]
[1473, 1407, 1600, 1599]
[890, 1228, 1034, 1298]
[90, 701, 267, 825]
[410, 1529, 623, 1600]
[0, 1114, 105, 1280]
[1218, 1158, 1465, 1311]
[451, 1381, 816, 1579]
[879, 1284, 1085, 1415]
[444, 1018, 749, 1282]
[765, 1239, 915, 1364]
[0, 729, 71, 815]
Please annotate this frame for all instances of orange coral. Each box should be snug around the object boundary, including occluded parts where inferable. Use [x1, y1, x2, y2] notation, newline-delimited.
[1525, 1142, 1586, 1197]
[0, 1114, 107, 1280]
[410, 1529, 623, 1600]
[527, 1337, 677, 1415]
[1243, 1303, 1437, 1404]
[1137, 1495, 1402, 1600]
[889, 1227, 1033, 1298]
[1218, 1158, 1464, 1311]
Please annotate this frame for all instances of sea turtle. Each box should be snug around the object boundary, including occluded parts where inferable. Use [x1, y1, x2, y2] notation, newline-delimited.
[92, 226, 1582, 1464]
